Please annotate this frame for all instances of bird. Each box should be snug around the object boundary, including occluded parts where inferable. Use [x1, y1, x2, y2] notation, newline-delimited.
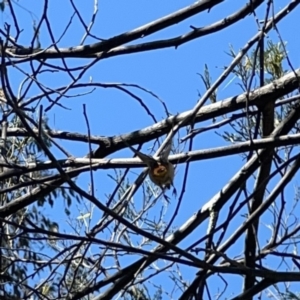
[122, 137, 175, 193]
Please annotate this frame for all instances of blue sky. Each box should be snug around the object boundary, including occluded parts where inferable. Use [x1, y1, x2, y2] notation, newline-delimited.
[2, 0, 300, 299]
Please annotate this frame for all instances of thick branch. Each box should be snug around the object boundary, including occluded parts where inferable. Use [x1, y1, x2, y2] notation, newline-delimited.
[90, 67, 300, 158]
[1, 133, 300, 185]
[5, 0, 224, 59]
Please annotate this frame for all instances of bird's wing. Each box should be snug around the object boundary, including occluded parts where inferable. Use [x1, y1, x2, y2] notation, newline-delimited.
[121, 137, 157, 167]
[160, 138, 172, 162]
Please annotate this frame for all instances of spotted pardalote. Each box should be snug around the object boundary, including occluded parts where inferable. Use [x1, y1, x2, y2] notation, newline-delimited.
[123, 138, 175, 191]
